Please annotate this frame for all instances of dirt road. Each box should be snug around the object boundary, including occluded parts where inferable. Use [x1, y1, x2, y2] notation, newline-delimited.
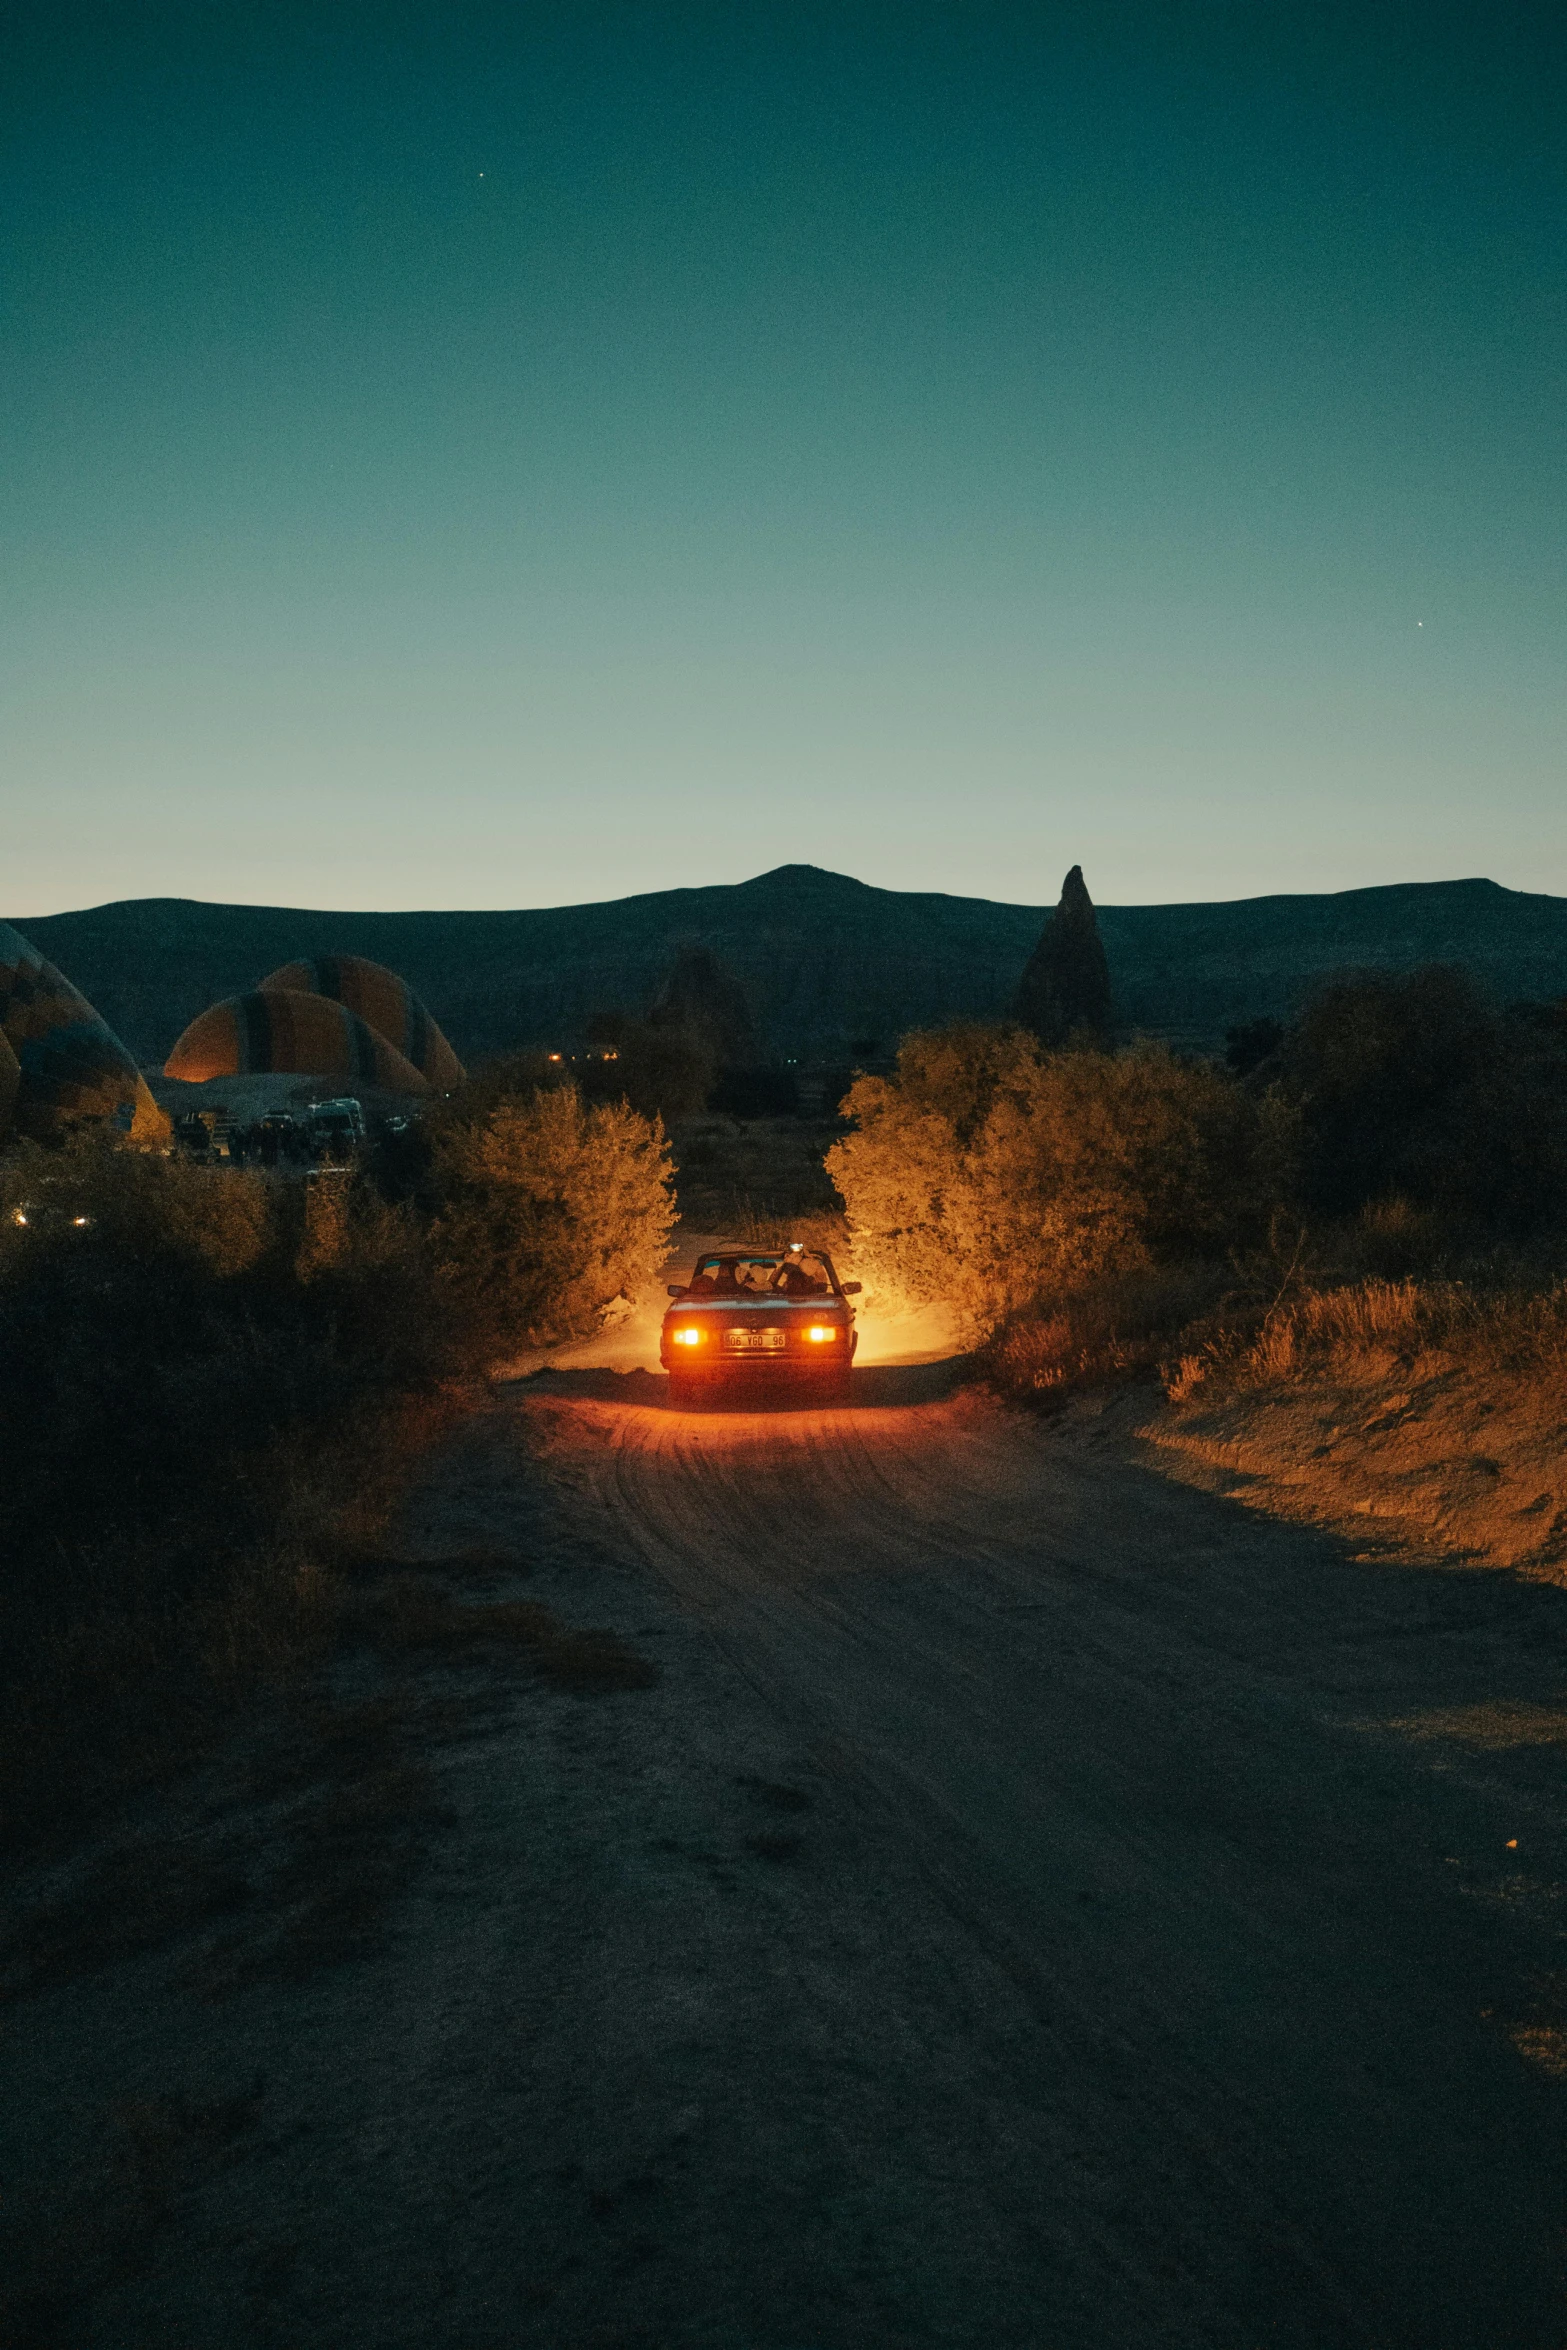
[7, 1363, 1567, 2348]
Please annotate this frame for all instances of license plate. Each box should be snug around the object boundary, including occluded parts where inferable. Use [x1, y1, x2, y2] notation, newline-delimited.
[725, 1328, 786, 1351]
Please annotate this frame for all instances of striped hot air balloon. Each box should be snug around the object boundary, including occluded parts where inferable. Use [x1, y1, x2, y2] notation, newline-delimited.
[165, 990, 430, 1092]
[258, 955, 465, 1090]
[0, 921, 168, 1141]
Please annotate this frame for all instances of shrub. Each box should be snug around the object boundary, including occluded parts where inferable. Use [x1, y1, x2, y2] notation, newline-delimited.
[424, 1078, 675, 1346]
[646, 944, 756, 1067]
[1277, 966, 1567, 1227]
[2, 1072, 674, 1834]
[828, 1025, 1289, 1335]
[981, 1264, 1231, 1404]
[1224, 1016, 1284, 1077]
[581, 1014, 714, 1123]
[0, 1135, 467, 1839]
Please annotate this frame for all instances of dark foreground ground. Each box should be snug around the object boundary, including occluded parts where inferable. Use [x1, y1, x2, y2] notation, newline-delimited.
[4, 1366, 1565, 2348]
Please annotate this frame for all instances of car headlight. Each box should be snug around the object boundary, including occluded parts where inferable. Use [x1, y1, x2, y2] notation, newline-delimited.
[672, 1326, 703, 1346]
[805, 1325, 838, 1343]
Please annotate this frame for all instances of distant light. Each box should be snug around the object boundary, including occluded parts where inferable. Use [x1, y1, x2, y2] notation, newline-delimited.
[548, 1052, 562, 1062]
[12, 1210, 26, 1226]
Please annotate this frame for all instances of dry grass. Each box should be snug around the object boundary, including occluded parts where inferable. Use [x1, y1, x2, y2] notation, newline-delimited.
[1, 1078, 674, 1845]
[1163, 1275, 1567, 1402]
[0, 1685, 438, 2004]
[981, 1265, 1231, 1408]
[1149, 1275, 1567, 1578]
[712, 1200, 852, 1253]
[0, 1131, 483, 1847]
[1511, 2024, 1567, 2080]
[0, 1377, 475, 1851]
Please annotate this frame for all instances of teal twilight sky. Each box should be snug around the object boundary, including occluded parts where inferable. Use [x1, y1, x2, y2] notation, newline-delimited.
[4, 1, 1564, 915]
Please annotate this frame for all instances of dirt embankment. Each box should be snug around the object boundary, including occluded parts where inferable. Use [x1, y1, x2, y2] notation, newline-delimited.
[1147, 1286, 1567, 1582]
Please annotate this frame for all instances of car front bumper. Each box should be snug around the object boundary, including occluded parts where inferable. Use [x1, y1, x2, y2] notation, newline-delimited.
[660, 1330, 856, 1377]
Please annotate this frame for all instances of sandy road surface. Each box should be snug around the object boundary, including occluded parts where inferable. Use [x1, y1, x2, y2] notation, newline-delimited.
[6, 1361, 1567, 2348]
[521, 1365, 1567, 2346]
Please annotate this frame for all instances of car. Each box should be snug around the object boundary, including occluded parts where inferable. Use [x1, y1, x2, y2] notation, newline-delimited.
[239, 1111, 307, 1167]
[306, 1097, 367, 1163]
[660, 1242, 862, 1408]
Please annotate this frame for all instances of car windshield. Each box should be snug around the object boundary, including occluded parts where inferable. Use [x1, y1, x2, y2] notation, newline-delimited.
[683, 1251, 835, 1299]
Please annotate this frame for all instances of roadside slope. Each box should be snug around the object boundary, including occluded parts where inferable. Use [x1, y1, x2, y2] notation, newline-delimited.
[1148, 1287, 1567, 1581]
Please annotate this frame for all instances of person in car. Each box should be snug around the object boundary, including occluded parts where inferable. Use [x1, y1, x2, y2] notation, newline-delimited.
[772, 1258, 826, 1296]
[688, 1260, 743, 1296]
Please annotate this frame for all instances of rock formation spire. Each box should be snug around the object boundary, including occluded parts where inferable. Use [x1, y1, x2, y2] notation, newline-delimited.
[1013, 865, 1112, 1047]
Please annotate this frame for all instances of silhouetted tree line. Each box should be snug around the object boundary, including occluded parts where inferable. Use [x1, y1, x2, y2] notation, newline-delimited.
[1008, 862, 1567, 1238]
[832, 945, 1567, 1335]
[577, 945, 802, 1124]
[560, 874, 1567, 1259]
[1236, 965, 1567, 1230]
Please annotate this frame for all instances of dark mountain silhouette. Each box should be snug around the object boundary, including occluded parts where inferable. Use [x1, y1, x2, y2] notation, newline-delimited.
[12, 865, 1567, 1069]
[1014, 866, 1113, 1046]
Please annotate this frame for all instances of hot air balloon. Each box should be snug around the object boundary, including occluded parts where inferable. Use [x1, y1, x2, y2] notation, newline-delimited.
[257, 955, 465, 1089]
[0, 922, 168, 1141]
[165, 990, 429, 1093]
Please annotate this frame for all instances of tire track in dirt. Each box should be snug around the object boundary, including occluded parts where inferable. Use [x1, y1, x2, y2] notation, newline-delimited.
[522, 1369, 1567, 2348]
[10, 1368, 1566, 2349]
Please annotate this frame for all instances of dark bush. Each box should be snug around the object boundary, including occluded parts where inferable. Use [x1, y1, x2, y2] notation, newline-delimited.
[708, 1065, 801, 1119]
[0, 1077, 673, 1837]
[1225, 1017, 1284, 1076]
[1278, 967, 1567, 1228]
[0, 1137, 466, 1837]
[647, 945, 756, 1067]
[581, 1013, 713, 1122]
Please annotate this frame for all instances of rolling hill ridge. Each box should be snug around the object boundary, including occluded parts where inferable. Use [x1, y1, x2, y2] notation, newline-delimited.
[14, 865, 1567, 1069]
